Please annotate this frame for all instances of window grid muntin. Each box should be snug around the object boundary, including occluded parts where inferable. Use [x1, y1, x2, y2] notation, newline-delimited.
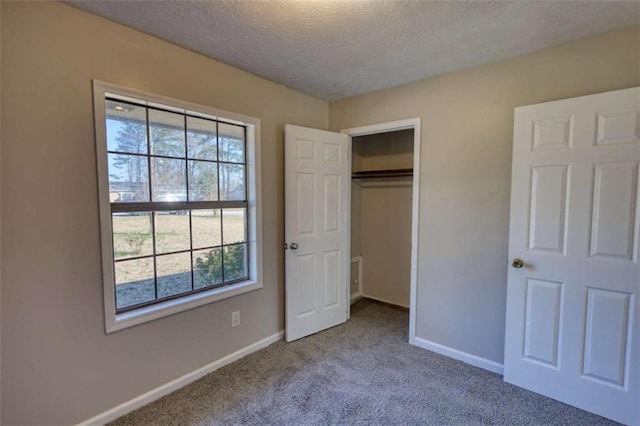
[112, 205, 249, 312]
[106, 97, 249, 314]
[105, 98, 246, 154]
[107, 150, 245, 167]
[217, 122, 224, 281]
[145, 107, 159, 299]
[112, 241, 245, 263]
[112, 209, 248, 312]
[116, 274, 250, 313]
[184, 116, 195, 292]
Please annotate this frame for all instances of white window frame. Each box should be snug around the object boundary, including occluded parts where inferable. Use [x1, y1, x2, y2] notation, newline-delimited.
[93, 80, 263, 333]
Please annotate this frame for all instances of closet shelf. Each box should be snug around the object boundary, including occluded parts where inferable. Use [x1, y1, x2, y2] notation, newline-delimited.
[351, 168, 413, 179]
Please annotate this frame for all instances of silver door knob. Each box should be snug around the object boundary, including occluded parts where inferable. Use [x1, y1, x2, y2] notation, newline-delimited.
[512, 258, 524, 268]
[290, 242, 299, 250]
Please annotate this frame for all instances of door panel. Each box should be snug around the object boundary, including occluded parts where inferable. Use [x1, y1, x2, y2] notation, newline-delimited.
[323, 250, 340, 308]
[528, 165, 569, 253]
[596, 111, 640, 146]
[505, 87, 640, 426]
[590, 162, 638, 259]
[297, 253, 315, 316]
[583, 288, 632, 387]
[532, 116, 573, 150]
[523, 278, 563, 367]
[296, 173, 315, 235]
[285, 124, 349, 342]
[323, 174, 340, 231]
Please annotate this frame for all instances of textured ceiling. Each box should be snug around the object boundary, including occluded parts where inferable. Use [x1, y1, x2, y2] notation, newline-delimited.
[67, 1, 640, 101]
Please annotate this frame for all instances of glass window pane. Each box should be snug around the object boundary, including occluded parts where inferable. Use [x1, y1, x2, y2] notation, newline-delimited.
[222, 208, 246, 245]
[188, 160, 218, 201]
[191, 209, 221, 249]
[108, 153, 150, 202]
[187, 117, 217, 161]
[115, 257, 155, 309]
[219, 137, 244, 163]
[112, 213, 153, 260]
[193, 248, 223, 289]
[105, 100, 147, 154]
[156, 253, 192, 298]
[219, 163, 245, 201]
[219, 123, 244, 163]
[151, 157, 187, 202]
[223, 244, 247, 281]
[154, 211, 190, 254]
[149, 109, 185, 157]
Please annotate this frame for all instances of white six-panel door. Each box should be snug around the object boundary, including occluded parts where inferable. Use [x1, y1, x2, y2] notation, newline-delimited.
[284, 125, 350, 342]
[504, 87, 640, 425]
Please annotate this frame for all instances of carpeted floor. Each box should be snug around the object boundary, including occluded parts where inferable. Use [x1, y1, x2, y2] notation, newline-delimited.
[111, 300, 617, 425]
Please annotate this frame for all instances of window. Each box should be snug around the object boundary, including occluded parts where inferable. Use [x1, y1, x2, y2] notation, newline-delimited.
[93, 81, 262, 332]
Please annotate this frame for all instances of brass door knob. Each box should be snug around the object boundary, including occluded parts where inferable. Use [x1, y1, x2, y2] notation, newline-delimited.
[512, 258, 524, 269]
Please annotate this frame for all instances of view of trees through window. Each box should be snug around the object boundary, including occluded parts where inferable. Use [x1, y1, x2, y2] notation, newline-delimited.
[105, 98, 249, 311]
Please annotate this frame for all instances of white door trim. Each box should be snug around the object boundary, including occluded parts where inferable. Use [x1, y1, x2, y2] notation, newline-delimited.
[340, 118, 421, 339]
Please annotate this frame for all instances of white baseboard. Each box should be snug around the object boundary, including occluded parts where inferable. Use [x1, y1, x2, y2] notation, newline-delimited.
[350, 292, 362, 304]
[78, 330, 285, 426]
[362, 294, 409, 309]
[412, 336, 504, 375]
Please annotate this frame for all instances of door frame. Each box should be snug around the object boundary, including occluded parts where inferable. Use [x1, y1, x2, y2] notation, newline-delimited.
[340, 118, 421, 342]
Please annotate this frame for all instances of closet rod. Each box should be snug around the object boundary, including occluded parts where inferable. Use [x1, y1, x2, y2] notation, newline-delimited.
[351, 168, 413, 179]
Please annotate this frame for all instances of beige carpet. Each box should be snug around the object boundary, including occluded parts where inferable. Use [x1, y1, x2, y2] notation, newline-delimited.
[111, 300, 617, 425]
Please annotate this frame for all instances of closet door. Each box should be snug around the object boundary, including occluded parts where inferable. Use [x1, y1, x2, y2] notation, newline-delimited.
[284, 125, 350, 342]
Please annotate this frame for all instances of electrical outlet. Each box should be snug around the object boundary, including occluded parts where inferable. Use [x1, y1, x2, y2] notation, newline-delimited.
[231, 311, 240, 327]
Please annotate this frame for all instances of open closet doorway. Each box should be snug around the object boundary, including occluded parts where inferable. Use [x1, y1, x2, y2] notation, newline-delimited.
[283, 119, 420, 343]
[341, 119, 421, 341]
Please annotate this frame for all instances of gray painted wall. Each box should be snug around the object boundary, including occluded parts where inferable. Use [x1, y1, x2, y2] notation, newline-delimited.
[1, 2, 327, 424]
[331, 26, 640, 364]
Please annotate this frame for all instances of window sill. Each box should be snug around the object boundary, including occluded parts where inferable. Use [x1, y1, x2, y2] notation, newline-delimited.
[106, 279, 262, 333]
